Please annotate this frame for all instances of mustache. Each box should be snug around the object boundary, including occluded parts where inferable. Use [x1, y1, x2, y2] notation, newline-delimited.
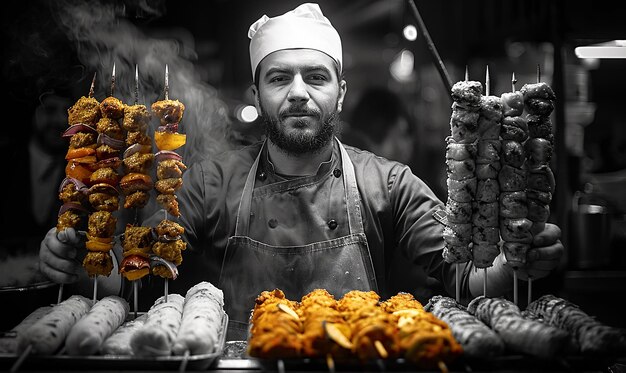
[279, 106, 322, 120]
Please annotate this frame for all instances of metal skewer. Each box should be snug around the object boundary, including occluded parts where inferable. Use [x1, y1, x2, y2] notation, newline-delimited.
[10, 344, 32, 372]
[407, 0, 452, 95]
[483, 65, 490, 297]
[92, 275, 98, 304]
[526, 65, 542, 306]
[134, 64, 139, 105]
[57, 72, 98, 305]
[511, 71, 519, 306]
[111, 63, 116, 97]
[89, 72, 96, 98]
[464, 65, 469, 82]
[164, 64, 169, 100]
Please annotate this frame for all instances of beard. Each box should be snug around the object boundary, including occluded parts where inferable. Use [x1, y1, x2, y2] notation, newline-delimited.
[260, 104, 340, 156]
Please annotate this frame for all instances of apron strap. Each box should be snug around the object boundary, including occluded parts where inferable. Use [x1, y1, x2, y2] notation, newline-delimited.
[337, 138, 365, 235]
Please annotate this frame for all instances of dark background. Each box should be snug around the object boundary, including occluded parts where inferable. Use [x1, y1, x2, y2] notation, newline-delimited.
[1, 0, 626, 329]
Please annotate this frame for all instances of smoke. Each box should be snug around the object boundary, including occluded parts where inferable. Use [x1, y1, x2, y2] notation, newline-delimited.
[51, 0, 233, 164]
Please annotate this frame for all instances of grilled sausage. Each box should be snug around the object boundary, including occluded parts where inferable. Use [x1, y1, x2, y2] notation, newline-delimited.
[467, 296, 571, 358]
[425, 296, 504, 358]
[65, 295, 129, 355]
[17, 295, 92, 355]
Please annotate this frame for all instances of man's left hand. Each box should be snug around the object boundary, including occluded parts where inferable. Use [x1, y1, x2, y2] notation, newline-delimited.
[516, 223, 564, 280]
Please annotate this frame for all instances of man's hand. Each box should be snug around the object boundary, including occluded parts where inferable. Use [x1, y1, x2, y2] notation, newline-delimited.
[514, 223, 564, 281]
[39, 227, 86, 284]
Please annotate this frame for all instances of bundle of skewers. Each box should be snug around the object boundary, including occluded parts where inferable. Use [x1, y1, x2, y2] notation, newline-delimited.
[443, 65, 557, 306]
[248, 289, 462, 370]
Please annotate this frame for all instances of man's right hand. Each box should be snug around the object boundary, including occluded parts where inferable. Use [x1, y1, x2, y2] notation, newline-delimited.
[39, 227, 85, 284]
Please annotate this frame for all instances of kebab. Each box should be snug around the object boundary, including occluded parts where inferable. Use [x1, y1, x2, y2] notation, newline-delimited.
[56, 74, 101, 302]
[150, 65, 188, 283]
[381, 293, 462, 369]
[117, 65, 156, 317]
[473, 66, 504, 295]
[499, 72, 531, 304]
[425, 295, 504, 358]
[248, 289, 303, 358]
[520, 66, 556, 303]
[339, 291, 396, 360]
[467, 295, 571, 358]
[526, 294, 626, 355]
[444, 74, 482, 302]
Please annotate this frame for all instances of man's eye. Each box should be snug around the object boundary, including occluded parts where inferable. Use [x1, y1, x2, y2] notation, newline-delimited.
[269, 76, 288, 83]
[308, 74, 327, 81]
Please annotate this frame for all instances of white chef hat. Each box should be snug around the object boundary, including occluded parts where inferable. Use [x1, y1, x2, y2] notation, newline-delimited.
[248, 3, 342, 80]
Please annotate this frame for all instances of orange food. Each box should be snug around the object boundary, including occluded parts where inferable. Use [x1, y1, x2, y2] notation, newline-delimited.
[66, 161, 93, 185]
[86, 239, 113, 252]
[66, 147, 96, 160]
[154, 131, 186, 151]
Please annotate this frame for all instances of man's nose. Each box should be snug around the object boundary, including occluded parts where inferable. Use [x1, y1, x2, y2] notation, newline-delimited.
[287, 75, 310, 103]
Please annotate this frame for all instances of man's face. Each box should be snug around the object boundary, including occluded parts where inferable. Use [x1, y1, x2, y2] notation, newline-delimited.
[254, 49, 347, 155]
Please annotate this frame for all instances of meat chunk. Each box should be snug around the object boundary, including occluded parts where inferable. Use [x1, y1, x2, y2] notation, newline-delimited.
[68, 96, 101, 125]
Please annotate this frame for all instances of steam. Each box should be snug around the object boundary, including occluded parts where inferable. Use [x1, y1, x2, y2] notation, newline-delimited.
[52, 0, 232, 164]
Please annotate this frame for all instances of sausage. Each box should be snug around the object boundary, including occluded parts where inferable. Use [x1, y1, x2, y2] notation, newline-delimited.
[425, 296, 504, 358]
[130, 294, 184, 356]
[467, 296, 571, 358]
[65, 295, 129, 355]
[172, 281, 225, 356]
[17, 295, 92, 355]
[527, 295, 626, 355]
[0, 306, 52, 353]
[101, 314, 148, 355]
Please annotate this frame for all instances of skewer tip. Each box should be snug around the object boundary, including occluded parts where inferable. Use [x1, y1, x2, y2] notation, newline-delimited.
[464, 65, 469, 81]
[511, 71, 517, 92]
[536, 64, 541, 83]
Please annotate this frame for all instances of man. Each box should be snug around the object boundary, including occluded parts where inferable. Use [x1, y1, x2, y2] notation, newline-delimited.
[39, 3, 563, 340]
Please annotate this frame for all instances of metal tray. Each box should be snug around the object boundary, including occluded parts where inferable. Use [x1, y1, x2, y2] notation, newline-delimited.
[0, 313, 228, 371]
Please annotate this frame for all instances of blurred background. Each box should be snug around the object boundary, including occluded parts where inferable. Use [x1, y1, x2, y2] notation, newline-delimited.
[1, 0, 625, 328]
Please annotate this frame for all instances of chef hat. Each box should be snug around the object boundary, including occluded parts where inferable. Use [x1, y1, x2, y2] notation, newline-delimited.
[248, 3, 342, 80]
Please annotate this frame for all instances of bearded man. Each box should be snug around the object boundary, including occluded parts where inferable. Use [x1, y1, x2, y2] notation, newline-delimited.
[39, 3, 563, 340]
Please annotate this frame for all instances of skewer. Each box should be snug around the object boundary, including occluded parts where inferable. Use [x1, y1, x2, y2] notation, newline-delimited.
[56, 72, 98, 304]
[455, 262, 460, 303]
[164, 64, 169, 100]
[513, 269, 518, 305]
[92, 276, 98, 304]
[453, 66, 470, 304]
[134, 64, 139, 105]
[88, 72, 96, 98]
[483, 268, 487, 297]
[133, 280, 139, 319]
[407, 0, 453, 95]
[57, 284, 64, 304]
[277, 359, 285, 373]
[483, 64, 490, 296]
[437, 360, 449, 373]
[511, 71, 519, 306]
[164, 278, 169, 302]
[178, 349, 190, 373]
[10, 344, 32, 373]
[374, 340, 388, 359]
[527, 276, 533, 305]
[110, 62, 116, 98]
[326, 353, 335, 373]
[525, 64, 541, 305]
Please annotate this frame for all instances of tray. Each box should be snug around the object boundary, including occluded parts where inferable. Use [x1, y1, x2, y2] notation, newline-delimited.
[0, 313, 228, 371]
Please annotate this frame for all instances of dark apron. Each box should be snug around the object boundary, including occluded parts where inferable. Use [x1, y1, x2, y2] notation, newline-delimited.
[218, 138, 378, 340]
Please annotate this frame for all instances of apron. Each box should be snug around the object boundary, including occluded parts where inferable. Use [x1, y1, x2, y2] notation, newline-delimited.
[218, 138, 378, 340]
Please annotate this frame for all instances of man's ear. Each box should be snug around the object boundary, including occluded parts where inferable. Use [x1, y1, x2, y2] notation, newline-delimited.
[337, 79, 347, 113]
[251, 84, 261, 113]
